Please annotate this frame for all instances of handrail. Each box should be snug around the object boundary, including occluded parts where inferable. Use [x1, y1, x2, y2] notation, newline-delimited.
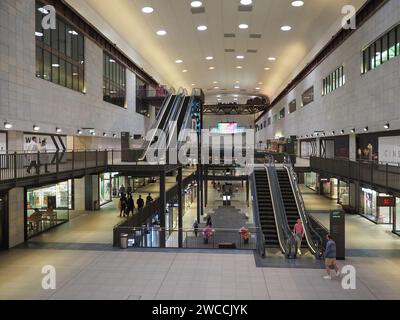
[177, 89, 197, 149]
[249, 170, 266, 257]
[284, 158, 323, 258]
[265, 155, 296, 258]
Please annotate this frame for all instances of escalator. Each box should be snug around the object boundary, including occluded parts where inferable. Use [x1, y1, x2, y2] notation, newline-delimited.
[277, 170, 308, 250]
[254, 170, 279, 248]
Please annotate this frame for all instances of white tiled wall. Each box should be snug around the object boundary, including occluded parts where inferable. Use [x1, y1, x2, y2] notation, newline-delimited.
[256, 0, 400, 144]
[0, 0, 146, 142]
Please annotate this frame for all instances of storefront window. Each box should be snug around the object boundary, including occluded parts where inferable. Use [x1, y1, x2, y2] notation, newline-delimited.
[338, 181, 349, 206]
[322, 178, 338, 199]
[361, 188, 377, 222]
[377, 193, 392, 224]
[100, 173, 112, 205]
[305, 172, 317, 191]
[26, 181, 71, 238]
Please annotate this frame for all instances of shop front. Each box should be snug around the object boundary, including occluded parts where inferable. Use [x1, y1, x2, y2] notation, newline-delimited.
[99, 173, 112, 206]
[338, 180, 350, 206]
[304, 172, 317, 191]
[395, 197, 400, 235]
[26, 180, 72, 238]
[184, 183, 197, 216]
[321, 178, 338, 200]
[359, 187, 393, 224]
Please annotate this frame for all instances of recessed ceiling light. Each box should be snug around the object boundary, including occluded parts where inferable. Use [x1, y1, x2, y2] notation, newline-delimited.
[238, 24, 249, 30]
[236, 55, 245, 59]
[235, 81, 240, 83]
[191, 1, 203, 7]
[192, 83, 196, 86]
[175, 59, 183, 64]
[258, 82, 263, 85]
[142, 6, 154, 13]
[234, 95, 239, 97]
[209, 66, 215, 70]
[236, 66, 243, 69]
[217, 95, 221, 98]
[52, 64, 60, 68]
[4, 122, 12, 129]
[205, 56, 213, 60]
[234, 86, 240, 89]
[213, 81, 218, 84]
[291, 1, 304, 7]
[217, 98, 222, 101]
[264, 67, 270, 70]
[214, 87, 219, 89]
[281, 26, 292, 31]
[156, 30, 167, 36]
[255, 87, 261, 90]
[35, 32, 43, 37]
[268, 57, 276, 61]
[240, 0, 252, 5]
[197, 25, 208, 31]
[182, 69, 188, 73]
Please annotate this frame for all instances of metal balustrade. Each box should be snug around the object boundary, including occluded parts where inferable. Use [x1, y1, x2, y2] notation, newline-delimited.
[310, 157, 400, 192]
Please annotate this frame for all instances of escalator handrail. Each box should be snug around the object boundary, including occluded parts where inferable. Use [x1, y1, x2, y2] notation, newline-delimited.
[151, 88, 186, 154]
[138, 90, 175, 161]
[250, 170, 266, 257]
[284, 159, 324, 257]
[177, 89, 197, 144]
[265, 155, 296, 258]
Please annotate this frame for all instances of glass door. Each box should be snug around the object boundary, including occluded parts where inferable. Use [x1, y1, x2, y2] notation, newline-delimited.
[395, 198, 400, 234]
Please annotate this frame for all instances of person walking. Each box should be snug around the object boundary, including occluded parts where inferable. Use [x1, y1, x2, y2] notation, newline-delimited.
[126, 194, 135, 216]
[119, 194, 127, 217]
[26, 136, 40, 174]
[127, 184, 132, 195]
[323, 234, 340, 280]
[119, 185, 126, 197]
[39, 139, 50, 174]
[206, 215, 212, 227]
[193, 220, 199, 237]
[137, 195, 144, 212]
[293, 218, 305, 256]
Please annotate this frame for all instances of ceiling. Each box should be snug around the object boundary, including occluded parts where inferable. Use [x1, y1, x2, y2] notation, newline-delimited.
[66, 0, 366, 103]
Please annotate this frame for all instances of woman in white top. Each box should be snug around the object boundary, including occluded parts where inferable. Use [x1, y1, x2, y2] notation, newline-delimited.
[40, 139, 50, 173]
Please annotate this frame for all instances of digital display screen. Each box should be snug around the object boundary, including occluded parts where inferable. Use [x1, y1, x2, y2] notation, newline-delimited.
[211, 122, 245, 134]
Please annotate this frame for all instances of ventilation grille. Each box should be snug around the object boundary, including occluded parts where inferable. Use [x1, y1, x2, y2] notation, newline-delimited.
[225, 49, 235, 53]
[249, 34, 262, 39]
[247, 49, 258, 53]
[191, 7, 205, 14]
[238, 5, 253, 12]
[224, 33, 236, 38]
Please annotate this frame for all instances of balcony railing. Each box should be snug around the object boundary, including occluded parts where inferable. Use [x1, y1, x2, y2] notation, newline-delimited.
[310, 157, 400, 191]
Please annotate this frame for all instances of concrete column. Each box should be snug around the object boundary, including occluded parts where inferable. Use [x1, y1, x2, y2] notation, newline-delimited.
[85, 175, 99, 211]
[159, 172, 166, 248]
[178, 168, 183, 248]
[8, 188, 25, 248]
[74, 177, 86, 211]
[349, 134, 357, 161]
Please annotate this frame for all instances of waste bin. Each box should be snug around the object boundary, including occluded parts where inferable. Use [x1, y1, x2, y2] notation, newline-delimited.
[120, 233, 128, 249]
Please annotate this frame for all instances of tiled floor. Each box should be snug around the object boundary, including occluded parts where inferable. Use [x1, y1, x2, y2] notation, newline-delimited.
[0, 247, 399, 300]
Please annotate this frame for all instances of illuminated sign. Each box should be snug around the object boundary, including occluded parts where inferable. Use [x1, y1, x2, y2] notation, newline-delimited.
[377, 196, 395, 207]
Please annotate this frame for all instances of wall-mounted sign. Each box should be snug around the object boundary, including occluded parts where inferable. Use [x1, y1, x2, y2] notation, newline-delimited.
[377, 196, 395, 207]
[379, 136, 400, 164]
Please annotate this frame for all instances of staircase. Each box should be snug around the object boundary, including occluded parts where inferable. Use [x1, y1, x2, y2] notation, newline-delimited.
[254, 170, 279, 248]
[276, 169, 307, 248]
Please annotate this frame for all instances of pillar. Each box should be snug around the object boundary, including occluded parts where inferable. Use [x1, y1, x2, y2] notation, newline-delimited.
[159, 172, 166, 248]
[349, 134, 357, 161]
[246, 178, 250, 207]
[85, 175, 99, 211]
[178, 168, 183, 248]
[204, 167, 208, 207]
[8, 188, 25, 248]
[73, 177, 86, 211]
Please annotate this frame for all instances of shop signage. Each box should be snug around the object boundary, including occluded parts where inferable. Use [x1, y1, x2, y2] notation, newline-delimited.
[377, 196, 395, 207]
[379, 136, 400, 164]
[330, 210, 345, 260]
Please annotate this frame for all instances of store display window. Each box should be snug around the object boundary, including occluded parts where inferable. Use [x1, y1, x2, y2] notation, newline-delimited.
[100, 173, 112, 205]
[26, 180, 71, 238]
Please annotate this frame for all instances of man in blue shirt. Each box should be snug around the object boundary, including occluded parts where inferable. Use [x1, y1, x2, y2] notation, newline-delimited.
[324, 234, 340, 280]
